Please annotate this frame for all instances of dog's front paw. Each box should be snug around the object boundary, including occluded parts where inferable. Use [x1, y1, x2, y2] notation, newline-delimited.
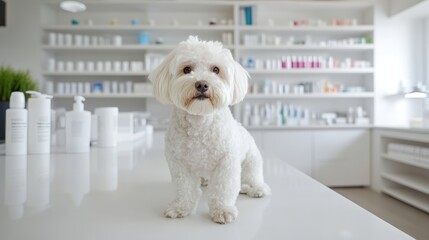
[240, 183, 272, 198]
[210, 206, 238, 224]
[164, 205, 192, 219]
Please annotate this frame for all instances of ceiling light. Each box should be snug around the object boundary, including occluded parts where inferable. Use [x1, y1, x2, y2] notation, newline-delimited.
[60, 1, 86, 13]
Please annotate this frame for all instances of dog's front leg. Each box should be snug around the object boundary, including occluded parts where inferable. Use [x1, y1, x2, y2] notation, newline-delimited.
[207, 157, 241, 224]
[164, 159, 202, 219]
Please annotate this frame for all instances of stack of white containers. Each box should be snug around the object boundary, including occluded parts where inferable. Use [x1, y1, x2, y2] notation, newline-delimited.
[387, 143, 429, 164]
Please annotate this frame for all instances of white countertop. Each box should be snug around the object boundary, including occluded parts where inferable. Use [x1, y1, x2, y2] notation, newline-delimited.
[374, 125, 429, 134]
[0, 139, 413, 240]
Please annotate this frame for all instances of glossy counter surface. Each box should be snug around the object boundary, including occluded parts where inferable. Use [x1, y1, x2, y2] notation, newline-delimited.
[0, 140, 413, 240]
[374, 126, 429, 134]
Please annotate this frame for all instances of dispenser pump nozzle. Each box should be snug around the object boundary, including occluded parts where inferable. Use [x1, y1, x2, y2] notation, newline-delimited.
[73, 96, 85, 111]
[26, 91, 53, 99]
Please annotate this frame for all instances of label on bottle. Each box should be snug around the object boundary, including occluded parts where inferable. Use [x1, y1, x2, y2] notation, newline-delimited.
[37, 116, 50, 142]
[10, 117, 27, 143]
[72, 120, 83, 138]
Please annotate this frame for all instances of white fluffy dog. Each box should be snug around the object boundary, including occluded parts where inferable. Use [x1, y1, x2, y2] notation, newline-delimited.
[149, 36, 271, 224]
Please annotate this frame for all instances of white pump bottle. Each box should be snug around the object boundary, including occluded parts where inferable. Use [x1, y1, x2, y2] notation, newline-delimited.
[66, 96, 91, 153]
[26, 91, 52, 154]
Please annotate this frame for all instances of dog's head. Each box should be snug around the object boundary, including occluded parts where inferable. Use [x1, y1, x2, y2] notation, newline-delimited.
[148, 36, 249, 115]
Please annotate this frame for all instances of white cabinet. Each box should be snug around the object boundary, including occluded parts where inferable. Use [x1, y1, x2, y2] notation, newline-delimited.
[312, 130, 370, 186]
[251, 128, 371, 186]
[262, 131, 313, 175]
[154, 127, 370, 187]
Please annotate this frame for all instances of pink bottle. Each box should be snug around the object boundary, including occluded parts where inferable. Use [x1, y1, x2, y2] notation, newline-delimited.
[292, 56, 298, 68]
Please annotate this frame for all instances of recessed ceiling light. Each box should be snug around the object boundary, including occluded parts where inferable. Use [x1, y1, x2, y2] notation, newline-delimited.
[60, 1, 86, 13]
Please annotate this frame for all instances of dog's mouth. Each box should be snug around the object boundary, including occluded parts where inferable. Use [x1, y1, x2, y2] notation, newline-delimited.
[193, 94, 209, 101]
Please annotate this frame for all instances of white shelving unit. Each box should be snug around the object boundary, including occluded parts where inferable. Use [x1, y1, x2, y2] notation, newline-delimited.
[43, 71, 149, 76]
[234, 1, 374, 130]
[246, 125, 372, 130]
[246, 92, 374, 99]
[44, 25, 235, 31]
[374, 130, 429, 213]
[52, 93, 153, 99]
[238, 45, 375, 51]
[41, 0, 374, 124]
[41, 1, 237, 114]
[238, 25, 374, 32]
[246, 69, 374, 74]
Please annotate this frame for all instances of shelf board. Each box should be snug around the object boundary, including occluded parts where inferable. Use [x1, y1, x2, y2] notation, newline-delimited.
[239, 1, 373, 9]
[43, 69, 374, 76]
[42, 71, 149, 76]
[246, 69, 374, 74]
[382, 187, 429, 213]
[245, 125, 372, 130]
[382, 172, 429, 195]
[46, 1, 235, 12]
[42, 44, 234, 51]
[43, 25, 234, 31]
[238, 45, 374, 51]
[238, 25, 374, 32]
[382, 153, 429, 170]
[246, 93, 374, 99]
[42, 45, 176, 50]
[53, 93, 153, 99]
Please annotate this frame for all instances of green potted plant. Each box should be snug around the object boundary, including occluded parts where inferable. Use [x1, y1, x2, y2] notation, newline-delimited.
[0, 66, 38, 141]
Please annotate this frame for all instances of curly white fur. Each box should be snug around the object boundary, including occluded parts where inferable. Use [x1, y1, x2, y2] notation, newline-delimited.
[149, 36, 271, 224]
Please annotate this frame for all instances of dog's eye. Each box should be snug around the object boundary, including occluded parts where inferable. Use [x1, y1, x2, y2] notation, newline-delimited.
[212, 66, 220, 75]
[183, 66, 192, 74]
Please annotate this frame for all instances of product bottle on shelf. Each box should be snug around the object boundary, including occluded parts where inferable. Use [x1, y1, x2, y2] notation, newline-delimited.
[5, 92, 27, 155]
[66, 96, 91, 153]
[26, 91, 53, 154]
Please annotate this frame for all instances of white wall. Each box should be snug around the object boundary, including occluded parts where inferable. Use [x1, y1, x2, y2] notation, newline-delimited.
[389, 0, 424, 17]
[374, 0, 424, 126]
[0, 0, 49, 85]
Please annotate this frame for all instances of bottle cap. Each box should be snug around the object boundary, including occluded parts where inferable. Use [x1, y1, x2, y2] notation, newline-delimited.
[73, 96, 85, 111]
[9, 92, 25, 109]
[26, 91, 53, 99]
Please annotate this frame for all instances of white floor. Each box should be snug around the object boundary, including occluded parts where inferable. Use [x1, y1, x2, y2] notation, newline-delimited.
[333, 187, 429, 240]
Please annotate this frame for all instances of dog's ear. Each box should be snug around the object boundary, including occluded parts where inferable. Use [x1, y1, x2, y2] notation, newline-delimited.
[148, 52, 175, 104]
[230, 61, 249, 105]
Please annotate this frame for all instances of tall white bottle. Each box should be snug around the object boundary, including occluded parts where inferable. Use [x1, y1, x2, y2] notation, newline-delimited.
[423, 99, 429, 128]
[66, 96, 91, 153]
[26, 91, 52, 154]
[6, 92, 28, 155]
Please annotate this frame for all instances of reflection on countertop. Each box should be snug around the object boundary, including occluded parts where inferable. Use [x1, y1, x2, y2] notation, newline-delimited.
[2, 138, 151, 220]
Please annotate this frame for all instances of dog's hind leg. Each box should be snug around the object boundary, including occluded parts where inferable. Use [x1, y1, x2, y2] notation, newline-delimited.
[240, 140, 271, 198]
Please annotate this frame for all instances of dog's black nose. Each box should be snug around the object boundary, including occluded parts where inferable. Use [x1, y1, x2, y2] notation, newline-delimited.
[195, 80, 209, 93]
